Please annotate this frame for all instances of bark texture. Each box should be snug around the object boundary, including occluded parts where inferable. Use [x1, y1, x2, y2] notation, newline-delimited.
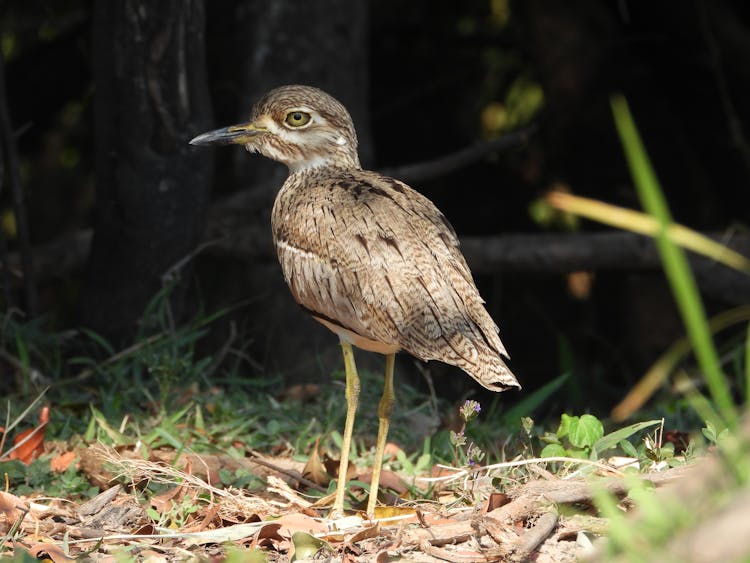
[80, 0, 214, 343]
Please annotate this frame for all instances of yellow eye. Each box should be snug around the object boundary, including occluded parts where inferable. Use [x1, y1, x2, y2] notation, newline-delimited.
[284, 111, 311, 127]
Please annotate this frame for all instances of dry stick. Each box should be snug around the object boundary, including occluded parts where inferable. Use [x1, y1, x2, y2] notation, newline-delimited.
[417, 456, 625, 485]
[53, 332, 166, 386]
[380, 124, 537, 184]
[0, 50, 35, 315]
[419, 537, 482, 563]
[248, 451, 327, 493]
[515, 510, 558, 558]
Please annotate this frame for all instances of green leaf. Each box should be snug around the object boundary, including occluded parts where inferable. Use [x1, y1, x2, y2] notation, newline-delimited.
[415, 453, 432, 473]
[619, 439, 639, 458]
[395, 449, 414, 474]
[79, 327, 115, 355]
[591, 419, 662, 459]
[290, 531, 331, 561]
[224, 547, 268, 563]
[557, 413, 577, 439]
[540, 431, 560, 445]
[540, 443, 568, 458]
[89, 405, 129, 445]
[568, 414, 603, 449]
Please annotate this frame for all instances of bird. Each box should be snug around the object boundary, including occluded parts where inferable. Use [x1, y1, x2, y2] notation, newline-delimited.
[190, 85, 520, 517]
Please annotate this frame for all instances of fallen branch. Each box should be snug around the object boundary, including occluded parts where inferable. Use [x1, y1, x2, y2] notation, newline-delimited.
[399, 465, 687, 553]
[379, 125, 537, 184]
[11, 228, 750, 304]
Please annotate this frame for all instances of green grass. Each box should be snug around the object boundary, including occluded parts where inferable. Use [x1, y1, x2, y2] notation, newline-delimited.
[611, 94, 737, 430]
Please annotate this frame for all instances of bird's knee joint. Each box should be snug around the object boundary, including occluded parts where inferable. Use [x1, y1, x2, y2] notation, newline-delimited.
[378, 395, 395, 420]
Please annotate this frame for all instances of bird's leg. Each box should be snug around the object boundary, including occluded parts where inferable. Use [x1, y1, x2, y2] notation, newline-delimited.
[366, 353, 396, 517]
[332, 340, 360, 517]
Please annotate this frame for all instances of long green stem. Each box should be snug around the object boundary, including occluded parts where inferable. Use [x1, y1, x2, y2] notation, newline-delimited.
[610, 94, 737, 427]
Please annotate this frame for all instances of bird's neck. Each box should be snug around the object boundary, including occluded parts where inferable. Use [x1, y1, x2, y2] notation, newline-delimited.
[286, 152, 361, 174]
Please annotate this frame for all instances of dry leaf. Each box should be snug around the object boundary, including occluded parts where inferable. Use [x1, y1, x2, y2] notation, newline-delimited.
[383, 442, 402, 461]
[149, 486, 183, 513]
[139, 549, 169, 563]
[323, 456, 358, 481]
[372, 505, 416, 520]
[483, 492, 510, 513]
[278, 383, 320, 402]
[309, 490, 337, 509]
[0, 490, 27, 523]
[252, 522, 284, 549]
[276, 512, 328, 538]
[302, 438, 330, 486]
[28, 543, 75, 562]
[567, 271, 593, 299]
[370, 469, 407, 495]
[347, 523, 380, 543]
[9, 410, 47, 464]
[50, 451, 77, 472]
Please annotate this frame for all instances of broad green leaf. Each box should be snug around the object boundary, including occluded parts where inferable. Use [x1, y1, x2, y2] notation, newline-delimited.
[290, 531, 331, 561]
[540, 443, 567, 458]
[224, 547, 267, 563]
[557, 413, 576, 439]
[568, 414, 603, 449]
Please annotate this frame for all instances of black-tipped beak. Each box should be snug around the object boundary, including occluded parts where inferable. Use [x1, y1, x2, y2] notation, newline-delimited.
[189, 122, 266, 146]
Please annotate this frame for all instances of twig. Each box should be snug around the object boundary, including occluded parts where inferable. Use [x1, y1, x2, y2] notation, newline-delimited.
[516, 510, 558, 557]
[416, 456, 625, 484]
[419, 537, 482, 562]
[379, 124, 537, 184]
[248, 451, 327, 493]
[53, 332, 166, 386]
[0, 49, 36, 315]
[162, 237, 225, 283]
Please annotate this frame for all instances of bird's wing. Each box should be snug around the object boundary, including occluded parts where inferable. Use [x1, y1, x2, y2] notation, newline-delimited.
[272, 170, 518, 391]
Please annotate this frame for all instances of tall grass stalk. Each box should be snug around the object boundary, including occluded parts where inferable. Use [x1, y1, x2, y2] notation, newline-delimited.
[610, 94, 737, 428]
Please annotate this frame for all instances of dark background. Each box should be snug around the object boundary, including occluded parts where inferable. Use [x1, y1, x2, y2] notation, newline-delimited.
[2, 0, 749, 415]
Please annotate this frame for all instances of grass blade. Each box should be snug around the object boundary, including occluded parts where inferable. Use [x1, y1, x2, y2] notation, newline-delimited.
[610, 94, 736, 427]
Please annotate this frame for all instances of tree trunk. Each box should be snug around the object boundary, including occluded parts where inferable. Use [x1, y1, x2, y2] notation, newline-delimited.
[79, 0, 214, 344]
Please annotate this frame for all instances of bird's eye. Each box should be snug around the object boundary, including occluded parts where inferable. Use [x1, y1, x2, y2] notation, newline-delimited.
[285, 111, 312, 127]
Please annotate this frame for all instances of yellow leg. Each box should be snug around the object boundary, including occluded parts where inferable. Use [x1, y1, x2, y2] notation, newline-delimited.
[366, 353, 396, 517]
[331, 340, 360, 517]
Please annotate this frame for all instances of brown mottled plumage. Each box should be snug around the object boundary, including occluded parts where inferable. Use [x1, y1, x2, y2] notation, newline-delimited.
[190, 85, 520, 517]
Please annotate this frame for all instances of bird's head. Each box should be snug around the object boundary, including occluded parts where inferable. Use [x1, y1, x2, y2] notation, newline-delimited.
[190, 85, 360, 173]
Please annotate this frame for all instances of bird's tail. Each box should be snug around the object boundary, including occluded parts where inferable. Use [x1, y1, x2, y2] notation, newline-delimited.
[467, 348, 520, 392]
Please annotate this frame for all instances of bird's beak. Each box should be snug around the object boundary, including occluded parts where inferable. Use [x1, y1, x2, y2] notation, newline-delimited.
[189, 121, 267, 146]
